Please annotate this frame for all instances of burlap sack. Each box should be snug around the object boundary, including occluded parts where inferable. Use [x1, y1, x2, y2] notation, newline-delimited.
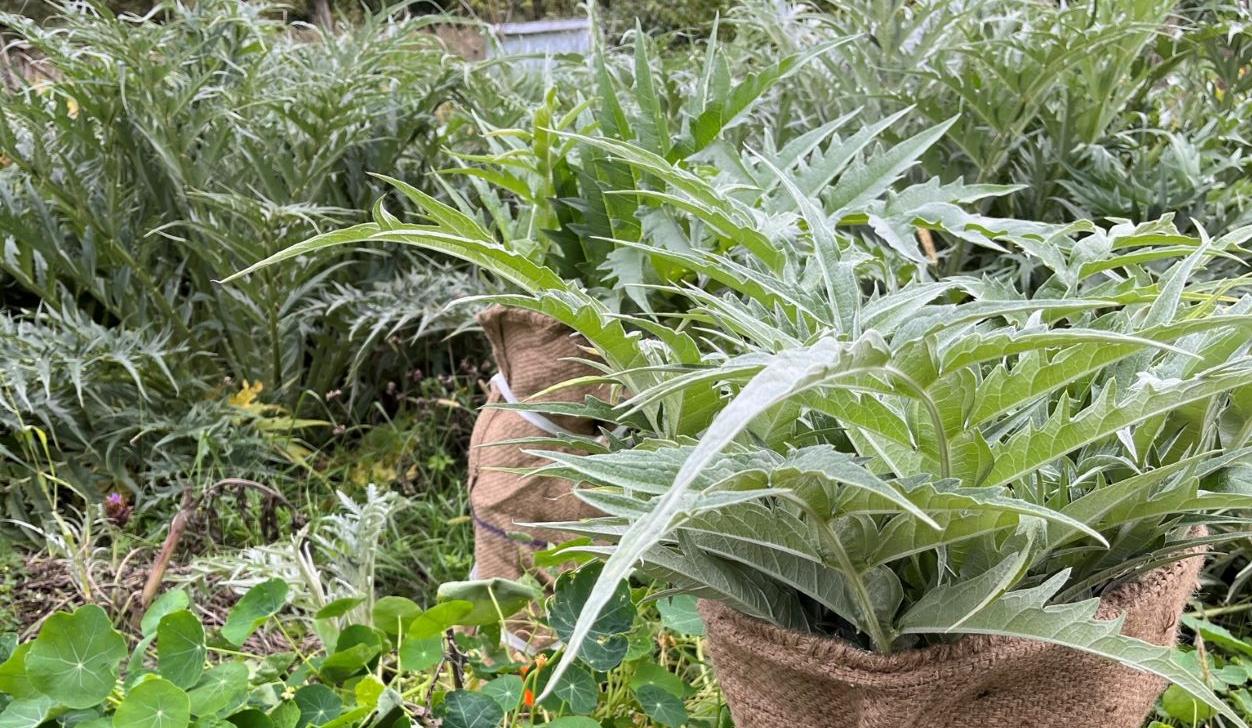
[468, 306, 604, 583]
[701, 549, 1206, 728]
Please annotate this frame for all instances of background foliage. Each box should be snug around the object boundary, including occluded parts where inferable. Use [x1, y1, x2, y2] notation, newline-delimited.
[2, 0, 1251, 726]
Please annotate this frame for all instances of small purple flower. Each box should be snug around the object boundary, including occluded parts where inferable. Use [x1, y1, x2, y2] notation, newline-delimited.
[103, 492, 131, 526]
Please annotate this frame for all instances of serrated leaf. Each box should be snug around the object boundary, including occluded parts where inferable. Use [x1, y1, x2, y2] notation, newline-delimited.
[981, 368, 1252, 488]
[898, 572, 1243, 726]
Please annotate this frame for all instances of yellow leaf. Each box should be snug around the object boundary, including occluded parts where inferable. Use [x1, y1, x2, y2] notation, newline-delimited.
[228, 380, 264, 408]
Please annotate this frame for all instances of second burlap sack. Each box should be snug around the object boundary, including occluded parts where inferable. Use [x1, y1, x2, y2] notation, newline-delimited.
[467, 305, 604, 583]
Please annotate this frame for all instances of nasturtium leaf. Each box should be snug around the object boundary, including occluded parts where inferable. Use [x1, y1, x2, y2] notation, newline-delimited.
[293, 685, 341, 728]
[634, 684, 687, 727]
[309, 706, 370, 728]
[159, 611, 206, 689]
[60, 709, 107, 727]
[655, 595, 704, 636]
[440, 691, 502, 728]
[368, 688, 404, 726]
[353, 676, 385, 710]
[406, 601, 474, 639]
[371, 598, 420, 638]
[397, 636, 442, 672]
[143, 591, 191, 636]
[27, 605, 127, 709]
[480, 675, 523, 711]
[255, 653, 297, 683]
[0, 644, 35, 699]
[629, 661, 687, 698]
[317, 643, 375, 683]
[0, 634, 15, 663]
[538, 663, 597, 714]
[313, 598, 364, 621]
[267, 702, 299, 728]
[114, 677, 191, 728]
[187, 662, 249, 717]
[320, 625, 382, 681]
[334, 625, 382, 655]
[436, 579, 543, 626]
[224, 709, 272, 728]
[623, 623, 654, 662]
[0, 695, 57, 728]
[542, 719, 600, 728]
[127, 633, 157, 686]
[548, 564, 635, 670]
[1182, 616, 1252, 657]
[1161, 683, 1216, 722]
[222, 580, 288, 646]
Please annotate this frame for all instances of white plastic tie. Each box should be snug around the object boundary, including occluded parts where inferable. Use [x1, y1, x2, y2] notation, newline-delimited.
[489, 372, 581, 438]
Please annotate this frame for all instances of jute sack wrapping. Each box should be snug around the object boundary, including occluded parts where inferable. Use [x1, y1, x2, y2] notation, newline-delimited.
[701, 546, 1206, 728]
[468, 306, 603, 583]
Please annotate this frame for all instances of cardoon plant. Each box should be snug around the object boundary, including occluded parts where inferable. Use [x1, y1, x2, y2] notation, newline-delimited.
[233, 122, 1252, 720]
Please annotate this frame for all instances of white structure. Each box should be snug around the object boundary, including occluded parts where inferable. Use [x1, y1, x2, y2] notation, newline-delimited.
[490, 18, 593, 70]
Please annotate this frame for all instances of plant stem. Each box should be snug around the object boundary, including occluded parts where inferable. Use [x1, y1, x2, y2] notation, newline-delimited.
[814, 513, 893, 653]
[1194, 603, 1252, 619]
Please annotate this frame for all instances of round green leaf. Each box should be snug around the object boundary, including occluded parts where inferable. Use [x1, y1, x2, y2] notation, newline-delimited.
[293, 685, 341, 728]
[479, 675, 523, 712]
[142, 591, 191, 637]
[187, 662, 249, 717]
[319, 625, 382, 683]
[435, 579, 542, 627]
[629, 661, 688, 699]
[656, 595, 705, 636]
[313, 598, 364, 621]
[158, 611, 206, 689]
[634, 684, 687, 728]
[397, 636, 442, 673]
[439, 691, 503, 728]
[221, 580, 288, 646]
[267, 702, 299, 728]
[0, 696, 57, 728]
[538, 663, 597, 714]
[224, 709, 272, 728]
[27, 605, 127, 709]
[405, 601, 473, 640]
[547, 564, 635, 671]
[0, 643, 36, 699]
[542, 719, 601, 728]
[114, 677, 191, 728]
[371, 598, 420, 638]
[1160, 683, 1216, 723]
